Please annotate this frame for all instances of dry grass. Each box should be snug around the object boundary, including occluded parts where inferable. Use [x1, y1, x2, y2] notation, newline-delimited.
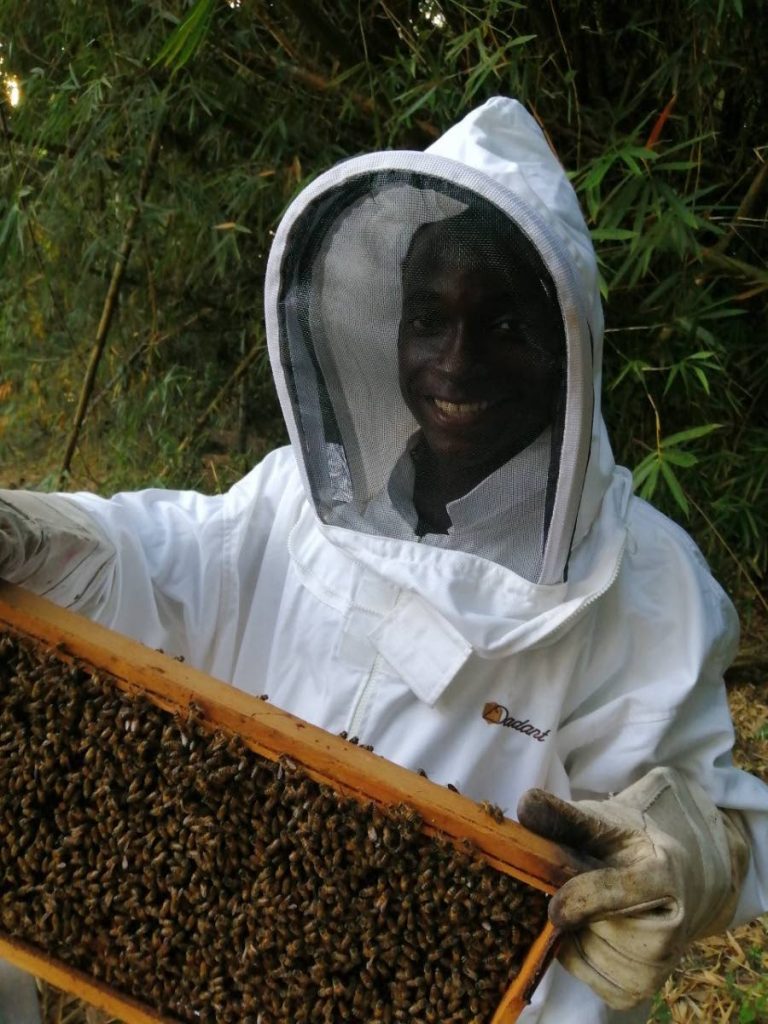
[31, 684, 768, 1024]
[36, 984, 117, 1024]
[648, 681, 768, 1024]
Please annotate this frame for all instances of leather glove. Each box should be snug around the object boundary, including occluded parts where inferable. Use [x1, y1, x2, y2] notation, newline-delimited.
[517, 767, 750, 1009]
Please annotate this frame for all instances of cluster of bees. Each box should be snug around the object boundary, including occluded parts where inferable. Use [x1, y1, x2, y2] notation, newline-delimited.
[0, 630, 548, 1024]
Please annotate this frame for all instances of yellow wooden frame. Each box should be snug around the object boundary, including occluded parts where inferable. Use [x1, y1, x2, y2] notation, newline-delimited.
[0, 582, 588, 1023]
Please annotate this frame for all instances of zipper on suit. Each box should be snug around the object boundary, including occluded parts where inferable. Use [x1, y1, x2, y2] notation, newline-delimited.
[547, 538, 627, 644]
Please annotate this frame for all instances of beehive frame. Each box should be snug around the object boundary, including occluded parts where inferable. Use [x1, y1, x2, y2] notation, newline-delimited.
[0, 581, 589, 1024]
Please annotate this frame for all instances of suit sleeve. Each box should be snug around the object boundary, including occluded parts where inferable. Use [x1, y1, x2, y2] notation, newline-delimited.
[0, 447, 298, 669]
[556, 501, 768, 925]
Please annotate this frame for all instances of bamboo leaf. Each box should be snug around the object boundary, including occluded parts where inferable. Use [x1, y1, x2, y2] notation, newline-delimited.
[633, 452, 660, 489]
[660, 460, 690, 516]
[662, 424, 722, 446]
[637, 462, 661, 501]
[154, 0, 216, 71]
[590, 228, 638, 242]
[693, 365, 711, 394]
[663, 449, 698, 467]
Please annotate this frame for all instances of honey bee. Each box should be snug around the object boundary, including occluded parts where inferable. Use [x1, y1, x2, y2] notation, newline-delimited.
[479, 800, 506, 824]
[0, 630, 548, 1024]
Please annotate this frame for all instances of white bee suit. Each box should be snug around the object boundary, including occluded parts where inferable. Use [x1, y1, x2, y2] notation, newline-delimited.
[1, 98, 767, 1023]
[0, 961, 42, 1024]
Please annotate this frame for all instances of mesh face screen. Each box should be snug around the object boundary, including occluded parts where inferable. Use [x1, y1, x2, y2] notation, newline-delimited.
[277, 171, 568, 582]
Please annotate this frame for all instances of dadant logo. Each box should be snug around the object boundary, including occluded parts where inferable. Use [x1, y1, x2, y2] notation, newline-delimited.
[482, 702, 550, 743]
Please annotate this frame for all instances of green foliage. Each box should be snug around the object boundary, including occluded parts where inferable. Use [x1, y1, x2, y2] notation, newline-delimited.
[648, 992, 673, 1022]
[728, 971, 768, 1023]
[633, 424, 722, 517]
[0, 0, 766, 599]
[155, 0, 217, 71]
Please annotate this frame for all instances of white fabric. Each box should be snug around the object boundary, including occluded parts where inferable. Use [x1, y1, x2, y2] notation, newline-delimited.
[362, 428, 553, 578]
[264, 138, 594, 585]
[0, 961, 41, 1024]
[1, 97, 767, 1022]
[426, 96, 614, 550]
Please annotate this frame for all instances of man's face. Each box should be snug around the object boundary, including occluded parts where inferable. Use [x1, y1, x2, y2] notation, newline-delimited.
[398, 240, 564, 472]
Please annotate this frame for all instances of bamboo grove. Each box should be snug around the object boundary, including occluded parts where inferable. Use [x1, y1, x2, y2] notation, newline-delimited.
[0, 0, 766, 603]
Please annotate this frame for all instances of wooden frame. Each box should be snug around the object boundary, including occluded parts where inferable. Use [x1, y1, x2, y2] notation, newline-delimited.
[0, 582, 588, 1023]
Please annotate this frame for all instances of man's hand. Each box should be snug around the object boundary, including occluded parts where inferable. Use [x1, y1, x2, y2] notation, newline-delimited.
[518, 768, 749, 1009]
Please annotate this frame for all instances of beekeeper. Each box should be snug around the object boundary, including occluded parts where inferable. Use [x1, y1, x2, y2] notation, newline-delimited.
[1, 97, 767, 1024]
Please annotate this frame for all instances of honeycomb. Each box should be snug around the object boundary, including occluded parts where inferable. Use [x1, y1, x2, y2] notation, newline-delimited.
[0, 629, 549, 1024]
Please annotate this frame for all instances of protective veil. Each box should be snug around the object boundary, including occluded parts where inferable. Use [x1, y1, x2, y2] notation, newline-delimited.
[267, 116, 599, 585]
[1, 98, 767, 1024]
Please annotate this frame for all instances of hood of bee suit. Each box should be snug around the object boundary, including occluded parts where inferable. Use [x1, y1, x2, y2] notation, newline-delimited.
[264, 97, 618, 590]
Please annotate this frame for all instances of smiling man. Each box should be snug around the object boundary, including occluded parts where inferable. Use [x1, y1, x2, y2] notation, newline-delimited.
[1, 97, 767, 1023]
[396, 205, 565, 548]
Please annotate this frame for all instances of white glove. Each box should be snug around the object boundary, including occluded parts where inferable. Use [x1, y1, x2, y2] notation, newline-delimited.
[517, 767, 750, 1009]
[0, 491, 114, 607]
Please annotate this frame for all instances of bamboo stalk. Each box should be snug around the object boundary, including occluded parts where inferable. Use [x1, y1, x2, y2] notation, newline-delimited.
[708, 159, 768, 257]
[700, 246, 768, 286]
[84, 311, 208, 424]
[173, 333, 264, 458]
[59, 118, 163, 481]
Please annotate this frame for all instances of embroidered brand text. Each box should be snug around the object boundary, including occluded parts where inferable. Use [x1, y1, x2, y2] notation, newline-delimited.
[482, 702, 550, 742]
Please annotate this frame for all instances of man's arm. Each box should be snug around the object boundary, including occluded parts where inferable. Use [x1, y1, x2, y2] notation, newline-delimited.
[521, 499, 768, 1008]
[0, 446, 301, 667]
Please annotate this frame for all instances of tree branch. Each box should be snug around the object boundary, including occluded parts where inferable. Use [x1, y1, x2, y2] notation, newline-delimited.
[173, 334, 265, 460]
[700, 247, 768, 286]
[82, 310, 210, 425]
[709, 158, 768, 257]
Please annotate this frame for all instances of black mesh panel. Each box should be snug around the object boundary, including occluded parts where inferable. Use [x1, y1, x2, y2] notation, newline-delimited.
[277, 171, 567, 582]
